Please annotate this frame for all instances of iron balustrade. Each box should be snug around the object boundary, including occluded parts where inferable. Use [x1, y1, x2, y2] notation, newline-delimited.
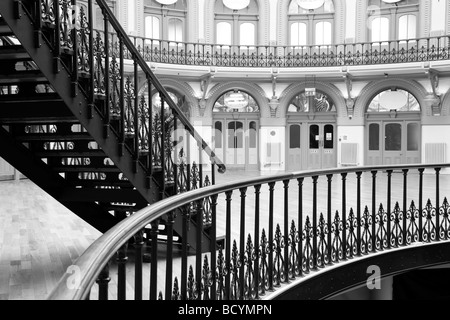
[114, 34, 450, 68]
[18, 0, 225, 196]
[47, 163, 450, 300]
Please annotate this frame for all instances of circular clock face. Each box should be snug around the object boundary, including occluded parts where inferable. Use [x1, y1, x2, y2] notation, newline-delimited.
[155, 0, 178, 5]
[381, 0, 401, 3]
[223, 0, 251, 11]
[297, 0, 325, 10]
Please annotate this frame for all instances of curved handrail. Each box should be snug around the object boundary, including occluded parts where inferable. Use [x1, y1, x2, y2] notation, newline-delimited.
[48, 163, 450, 300]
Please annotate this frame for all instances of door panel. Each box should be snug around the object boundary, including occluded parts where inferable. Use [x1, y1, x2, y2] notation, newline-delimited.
[307, 123, 336, 170]
[384, 123, 402, 164]
[308, 124, 321, 170]
[366, 120, 421, 165]
[224, 120, 259, 169]
[288, 124, 302, 171]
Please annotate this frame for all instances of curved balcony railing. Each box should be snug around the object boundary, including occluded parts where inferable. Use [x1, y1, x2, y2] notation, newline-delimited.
[113, 35, 450, 68]
[48, 163, 450, 300]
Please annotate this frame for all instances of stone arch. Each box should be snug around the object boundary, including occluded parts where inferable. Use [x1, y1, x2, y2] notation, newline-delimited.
[204, 0, 270, 45]
[279, 81, 346, 118]
[140, 78, 198, 117]
[354, 78, 429, 118]
[205, 81, 270, 118]
[277, 0, 346, 46]
[441, 88, 450, 117]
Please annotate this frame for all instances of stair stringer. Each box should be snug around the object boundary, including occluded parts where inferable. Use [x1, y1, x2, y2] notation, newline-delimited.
[0, 2, 162, 205]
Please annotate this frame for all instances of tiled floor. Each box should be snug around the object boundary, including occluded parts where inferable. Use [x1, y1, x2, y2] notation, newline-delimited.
[0, 168, 449, 300]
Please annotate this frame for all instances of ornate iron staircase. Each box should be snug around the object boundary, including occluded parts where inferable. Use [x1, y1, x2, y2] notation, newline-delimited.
[0, 0, 224, 250]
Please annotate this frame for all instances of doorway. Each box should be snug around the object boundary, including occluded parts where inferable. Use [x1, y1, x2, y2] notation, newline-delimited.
[366, 120, 421, 165]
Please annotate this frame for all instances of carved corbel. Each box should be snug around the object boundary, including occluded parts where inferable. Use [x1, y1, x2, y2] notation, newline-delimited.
[198, 71, 214, 116]
[428, 69, 442, 116]
[344, 73, 354, 119]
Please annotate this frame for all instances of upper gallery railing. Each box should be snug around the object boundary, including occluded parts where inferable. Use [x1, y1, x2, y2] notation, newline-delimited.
[23, 0, 225, 195]
[48, 163, 450, 300]
[116, 34, 450, 68]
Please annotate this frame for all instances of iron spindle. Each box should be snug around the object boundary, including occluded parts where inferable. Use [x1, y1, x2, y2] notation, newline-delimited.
[326, 174, 333, 264]
[283, 179, 290, 282]
[133, 59, 139, 167]
[103, 13, 110, 137]
[181, 205, 188, 299]
[117, 243, 128, 300]
[268, 181, 275, 291]
[254, 184, 261, 299]
[210, 194, 218, 300]
[160, 94, 166, 197]
[386, 170, 393, 249]
[419, 168, 424, 242]
[134, 230, 144, 300]
[148, 79, 153, 175]
[119, 37, 125, 153]
[298, 178, 304, 276]
[239, 187, 247, 300]
[371, 171, 377, 252]
[356, 172, 362, 256]
[149, 220, 159, 300]
[96, 263, 110, 300]
[88, 0, 95, 110]
[165, 211, 174, 300]
[436, 167, 441, 241]
[196, 198, 203, 300]
[341, 173, 347, 260]
[402, 169, 409, 245]
[225, 190, 233, 300]
[312, 176, 318, 269]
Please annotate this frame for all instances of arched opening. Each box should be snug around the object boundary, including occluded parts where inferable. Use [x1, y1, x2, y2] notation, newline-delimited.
[287, 90, 337, 171]
[365, 88, 421, 165]
[213, 90, 260, 170]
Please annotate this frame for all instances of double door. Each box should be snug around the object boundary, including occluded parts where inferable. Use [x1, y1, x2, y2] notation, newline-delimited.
[288, 123, 336, 171]
[366, 120, 420, 165]
[214, 119, 259, 170]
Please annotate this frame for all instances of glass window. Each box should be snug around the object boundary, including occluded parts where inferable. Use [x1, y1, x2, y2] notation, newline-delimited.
[228, 121, 244, 149]
[145, 16, 160, 39]
[214, 121, 222, 149]
[367, 89, 420, 113]
[168, 18, 183, 42]
[240, 23, 255, 46]
[288, 0, 334, 45]
[407, 123, 419, 151]
[213, 91, 260, 113]
[291, 22, 307, 46]
[385, 123, 402, 151]
[310, 125, 319, 149]
[398, 15, 416, 40]
[217, 22, 232, 45]
[127, 0, 136, 33]
[324, 125, 333, 149]
[369, 124, 380, 151]
[249, 121, 257, 148]
[371, 17, 389, 42]
[431, 0, 446, 33]
[315, 21, 332, 45]
[290, 125, 301, 149]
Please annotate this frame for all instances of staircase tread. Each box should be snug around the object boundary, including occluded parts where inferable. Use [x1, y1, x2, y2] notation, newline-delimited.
[0, 92, 61, 102]
[15, 133, 95, 141]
